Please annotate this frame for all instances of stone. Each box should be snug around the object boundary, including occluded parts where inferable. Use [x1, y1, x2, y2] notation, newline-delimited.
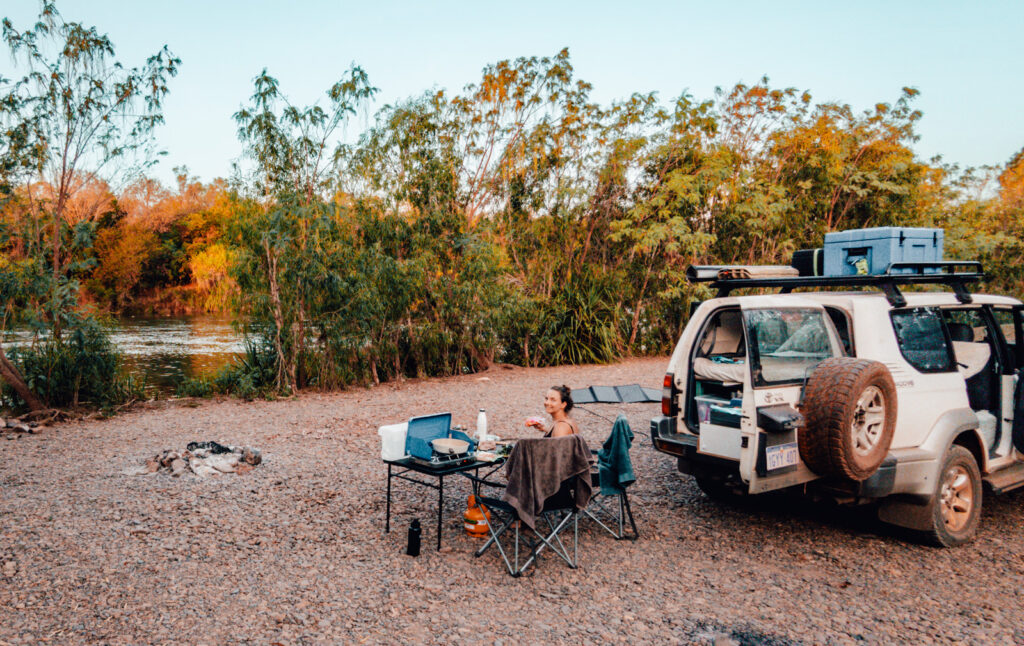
[206, 453, 241, 473]
[169, 458, 188, 477]
[2, 560, 17, 577]
[190, 460, 220, 477]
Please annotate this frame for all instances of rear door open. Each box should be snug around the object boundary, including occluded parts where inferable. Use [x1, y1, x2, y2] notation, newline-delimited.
[739, 299, 845, 493]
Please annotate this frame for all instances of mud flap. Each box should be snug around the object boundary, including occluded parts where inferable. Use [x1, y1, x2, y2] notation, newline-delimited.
[1014, 370, 1024, 454]
[878, 496, 933, 531]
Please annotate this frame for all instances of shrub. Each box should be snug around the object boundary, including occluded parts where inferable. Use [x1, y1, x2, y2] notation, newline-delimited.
[3, 318, 142, 410]
[175, 339, 277, 400]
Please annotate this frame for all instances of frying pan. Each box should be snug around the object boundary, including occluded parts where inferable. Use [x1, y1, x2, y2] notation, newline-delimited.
[431, 438, 470, 455]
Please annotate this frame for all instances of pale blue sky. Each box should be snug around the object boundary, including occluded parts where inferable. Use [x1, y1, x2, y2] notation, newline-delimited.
[4, 0, 1022, 186]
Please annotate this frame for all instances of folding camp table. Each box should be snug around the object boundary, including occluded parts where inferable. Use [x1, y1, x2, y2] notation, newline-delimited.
[384, 456, 506, 551]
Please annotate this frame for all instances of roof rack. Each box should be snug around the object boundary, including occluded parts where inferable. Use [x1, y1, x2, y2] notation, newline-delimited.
[687, 261, 985, 308]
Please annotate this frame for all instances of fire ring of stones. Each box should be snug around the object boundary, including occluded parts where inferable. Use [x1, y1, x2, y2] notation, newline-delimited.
[126, 441, 263, 477]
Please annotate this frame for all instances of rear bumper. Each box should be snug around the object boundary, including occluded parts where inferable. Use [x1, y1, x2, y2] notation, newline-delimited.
[652, 415, 899, 497]
[650, 416, 738, 475]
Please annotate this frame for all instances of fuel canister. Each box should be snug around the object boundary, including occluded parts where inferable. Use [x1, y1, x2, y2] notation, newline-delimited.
[464, 495, 491, 537]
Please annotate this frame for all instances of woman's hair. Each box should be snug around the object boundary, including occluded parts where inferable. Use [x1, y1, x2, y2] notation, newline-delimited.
[550, 384, 573, 412]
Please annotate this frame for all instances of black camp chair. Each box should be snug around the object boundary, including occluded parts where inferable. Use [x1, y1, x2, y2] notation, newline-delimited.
[473, 436, 591, 577]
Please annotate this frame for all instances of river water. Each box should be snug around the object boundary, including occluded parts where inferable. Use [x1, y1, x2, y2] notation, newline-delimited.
[4, 315, 245, 394]
[113, 315, 246, 392]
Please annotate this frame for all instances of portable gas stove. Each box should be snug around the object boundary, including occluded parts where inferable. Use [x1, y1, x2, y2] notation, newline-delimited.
[410, 449, 476, 469]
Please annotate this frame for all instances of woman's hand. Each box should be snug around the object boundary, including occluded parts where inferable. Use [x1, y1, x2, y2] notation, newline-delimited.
[524, 416, 545, 432]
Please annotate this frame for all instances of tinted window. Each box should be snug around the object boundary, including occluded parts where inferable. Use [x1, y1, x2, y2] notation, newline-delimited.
[825, 306, 853, 356]
[890, 308, 954, 372]
[992, 307, 1020, 370]
[746, 309, 840, 386]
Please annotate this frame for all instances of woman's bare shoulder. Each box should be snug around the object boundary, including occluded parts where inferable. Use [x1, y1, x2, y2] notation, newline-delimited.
[551, 419, 579, 437]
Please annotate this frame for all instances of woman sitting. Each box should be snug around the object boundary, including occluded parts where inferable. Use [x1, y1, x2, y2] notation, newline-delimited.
[525, 385, 580, 437]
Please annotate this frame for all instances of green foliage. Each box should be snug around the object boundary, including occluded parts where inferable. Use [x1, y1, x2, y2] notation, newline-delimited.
[0, 1, 177, 411]
[2, 318, 140, 409]
[532, 270, 623, 365]
[6, 36, 1023, 405]
[175, 339, 281, 399]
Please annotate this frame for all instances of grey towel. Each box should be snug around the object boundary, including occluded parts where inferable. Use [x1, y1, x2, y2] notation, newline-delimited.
[502, 436, 593, 531]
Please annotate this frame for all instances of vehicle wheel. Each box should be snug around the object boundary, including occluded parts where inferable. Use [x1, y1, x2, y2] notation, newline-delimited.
[925, 445, 982, 547]
[800, 357, 897, 481]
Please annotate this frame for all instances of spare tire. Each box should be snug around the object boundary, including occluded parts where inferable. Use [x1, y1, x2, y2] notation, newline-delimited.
[799, 357, 897, 481]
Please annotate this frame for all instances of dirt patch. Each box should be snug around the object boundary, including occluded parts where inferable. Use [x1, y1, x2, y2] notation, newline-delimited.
[1, 357, 1023, 644]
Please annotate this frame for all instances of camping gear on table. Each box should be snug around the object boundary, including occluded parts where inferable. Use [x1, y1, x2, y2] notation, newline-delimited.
[384, 444, 507, 551]
[476, 409, 488, 440]
[431, 438, 470, 455]
[378, 422, 410, 461]
[403, 412, 477, 467]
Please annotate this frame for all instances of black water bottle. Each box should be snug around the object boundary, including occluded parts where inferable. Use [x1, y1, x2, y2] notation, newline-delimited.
[406, 519, 421, 557]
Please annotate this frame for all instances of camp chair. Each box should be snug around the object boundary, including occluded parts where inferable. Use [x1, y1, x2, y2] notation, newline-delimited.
[583, 414, 639, 540]
[473, 436, 592, 577]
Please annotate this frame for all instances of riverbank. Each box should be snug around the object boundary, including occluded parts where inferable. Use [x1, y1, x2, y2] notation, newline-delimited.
[2, 357, 1022, 644]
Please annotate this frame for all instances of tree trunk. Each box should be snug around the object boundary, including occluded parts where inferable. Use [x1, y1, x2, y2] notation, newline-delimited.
[51, 184, 69, 341]
[0, 346, 46, 411]
[263, 240, 289, 391]
[628, 266, 652, 348]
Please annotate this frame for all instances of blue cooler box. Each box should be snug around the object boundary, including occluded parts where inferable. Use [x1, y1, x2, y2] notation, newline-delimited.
[823, 227, 943, 276]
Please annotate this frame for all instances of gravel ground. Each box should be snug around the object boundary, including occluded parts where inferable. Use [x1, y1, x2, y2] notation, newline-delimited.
[2, 357, 1023, 645]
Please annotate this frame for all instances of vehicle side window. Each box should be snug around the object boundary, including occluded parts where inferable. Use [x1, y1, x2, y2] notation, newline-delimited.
[992, 307, 1020, 370]
[890, 308, 954, 373]
[825, 306, 853, 356]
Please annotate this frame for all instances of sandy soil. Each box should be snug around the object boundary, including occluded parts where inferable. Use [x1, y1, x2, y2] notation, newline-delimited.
[2, 357, 1023, 645]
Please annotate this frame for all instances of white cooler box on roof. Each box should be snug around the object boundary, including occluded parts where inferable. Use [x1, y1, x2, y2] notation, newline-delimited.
[823, 227, 943, 276]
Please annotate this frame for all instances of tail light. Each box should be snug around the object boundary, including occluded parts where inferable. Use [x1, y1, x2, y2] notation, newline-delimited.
[661, 372, 679, 417]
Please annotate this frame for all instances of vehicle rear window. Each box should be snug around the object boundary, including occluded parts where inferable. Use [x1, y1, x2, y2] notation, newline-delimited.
[745, 308, 840, 386]
[890, 308, 954, 373]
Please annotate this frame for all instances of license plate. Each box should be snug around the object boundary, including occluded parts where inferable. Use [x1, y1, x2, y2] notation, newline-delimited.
[766, 442, 799, 470]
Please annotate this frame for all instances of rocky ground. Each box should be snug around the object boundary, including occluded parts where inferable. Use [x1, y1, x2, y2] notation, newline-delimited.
[2, 357, 1023, 645]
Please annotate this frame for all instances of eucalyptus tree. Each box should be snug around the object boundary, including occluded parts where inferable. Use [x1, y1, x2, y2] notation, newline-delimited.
[0, 63, 46, 408]
[2, 0, 179, 340]
[232, 66, 377, 391]
[0, 1, 177, 409]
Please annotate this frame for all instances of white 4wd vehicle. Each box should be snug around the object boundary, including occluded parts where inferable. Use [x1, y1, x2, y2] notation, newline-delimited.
[650, 262, 1024, 546]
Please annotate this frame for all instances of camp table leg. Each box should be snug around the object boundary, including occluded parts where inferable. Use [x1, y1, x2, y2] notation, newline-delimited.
[437, 475, 444, 551]
[385, 463, 392, 533]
